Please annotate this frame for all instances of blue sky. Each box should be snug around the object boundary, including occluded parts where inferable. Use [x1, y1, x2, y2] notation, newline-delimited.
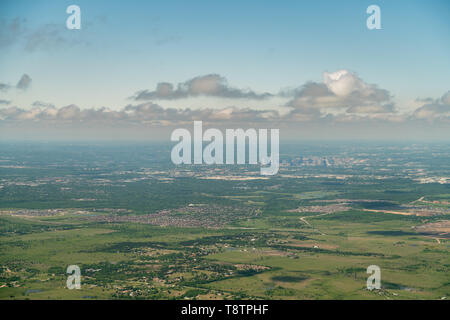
[0, 0, 449, 140]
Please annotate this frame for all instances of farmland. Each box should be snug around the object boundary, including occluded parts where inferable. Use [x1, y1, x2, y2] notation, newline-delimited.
[0, 142, 448, 300]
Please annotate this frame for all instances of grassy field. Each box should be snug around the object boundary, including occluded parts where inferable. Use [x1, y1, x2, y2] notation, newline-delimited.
[0, 143, 449, 300]
[1, 206, 448, 300]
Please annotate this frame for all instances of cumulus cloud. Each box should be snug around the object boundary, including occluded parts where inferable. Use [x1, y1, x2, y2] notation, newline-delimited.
[16, 74, 32, 90]
[287, 70, 395, 115]
[0, 101, 405, 127]
[133, 74, 273, 101]
[413, 91, 450, 121]
[2, 71, 448, 137]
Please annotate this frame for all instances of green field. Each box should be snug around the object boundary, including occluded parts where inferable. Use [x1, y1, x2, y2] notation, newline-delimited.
[0, 142, 449, 300]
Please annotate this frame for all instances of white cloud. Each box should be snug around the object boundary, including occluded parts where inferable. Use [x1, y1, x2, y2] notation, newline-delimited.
[1, 72, 449, 138]
[287, 69, 394, 115]
[412, 91, 450, 121]
[133, 74, 273, 101]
